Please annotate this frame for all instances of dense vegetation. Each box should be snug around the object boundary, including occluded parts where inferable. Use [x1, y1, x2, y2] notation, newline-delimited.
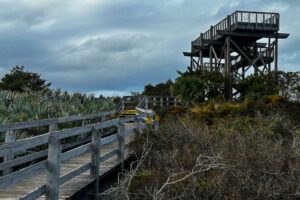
[108, 66, 300, 199]
[0, 67, 115, 142]
[0, 66, 51, 92]
[103, 97, 300, 199]
[142, 67, 300, 103]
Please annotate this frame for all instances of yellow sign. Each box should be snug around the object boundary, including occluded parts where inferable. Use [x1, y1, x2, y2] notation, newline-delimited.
[146, 116, 152, 125]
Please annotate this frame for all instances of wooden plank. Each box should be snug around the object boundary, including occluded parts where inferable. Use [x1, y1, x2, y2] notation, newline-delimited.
[61, 143, 91, 161]
[0, 149, 48, 172]
[90, 127, 101, 176]
[101, 134, 118, 146]
[20, 185, 46, 200]
[46, 136, 62, 200]
[0, 161, 47, 188]
[49, 123, 58, 132]
[0, 110, 116, 133]
[125, 127, 136, 136]
[0, 137, 92, 172]
[100, 149, 118, 162]
[91, 127, 101, 198]
[0, 133, 50, 157]
[0, 119, 119, 157]
[3, 130, 17, 175]
[0, 123, 136, 199]
[117, 123, 125, 172]
[60, 163, 91, 185]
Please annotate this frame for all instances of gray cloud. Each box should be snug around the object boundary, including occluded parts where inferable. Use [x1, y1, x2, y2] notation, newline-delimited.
[0, 0, 299, 96]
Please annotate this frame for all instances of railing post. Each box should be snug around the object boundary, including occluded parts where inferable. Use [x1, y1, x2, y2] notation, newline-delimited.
[49, 123, 58, 132]
[166, 97, 169, 106]
[174, 97, 177, 107]
[117, 122, 125, 173]
[91, 127, 101, 199]
[160, 97, 163, 107]
[46, 135, 62, 200]
[145, 97, 149, 109]
[3, 130, 17, 175]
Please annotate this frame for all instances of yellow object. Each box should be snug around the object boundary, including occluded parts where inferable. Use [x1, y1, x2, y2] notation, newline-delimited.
[119, 109, 137, 118]
[146, 116, 152, 125]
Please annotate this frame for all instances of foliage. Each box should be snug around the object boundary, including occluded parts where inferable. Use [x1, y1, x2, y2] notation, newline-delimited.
[0, 66, 51, 92]
[103, 101, 300, 200]
[172, 76, 206, 104]
[172, 70, 224, 104]
[0, 90, 114, 141]
[143, 79, 173, 96]
[277, 71, 300, 101]
[236, 71, 300, 101]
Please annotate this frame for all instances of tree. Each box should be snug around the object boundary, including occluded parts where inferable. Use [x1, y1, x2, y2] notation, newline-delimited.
[172, 76, 206, 104]
[236, 71, 300, 101]
[0, 66, 51, 92]
[143, 79, 173, 96]
[175, 66, 225, 102]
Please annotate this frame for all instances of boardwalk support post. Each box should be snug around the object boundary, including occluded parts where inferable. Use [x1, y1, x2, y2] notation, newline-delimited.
[46, 135, 62, 200]
[91, 127, 101, 199]
[117, 122, 125, 173]
[49, 123, 58, 132]
[3, 130, 16, 175]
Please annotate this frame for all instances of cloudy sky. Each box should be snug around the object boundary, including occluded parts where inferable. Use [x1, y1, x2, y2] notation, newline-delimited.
[0, 0, 299, 96]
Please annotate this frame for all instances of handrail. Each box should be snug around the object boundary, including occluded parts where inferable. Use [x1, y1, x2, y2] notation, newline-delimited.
[0, 101, 160, 199]
[0, 110, 116, 133]
[198, 10, 279, 42]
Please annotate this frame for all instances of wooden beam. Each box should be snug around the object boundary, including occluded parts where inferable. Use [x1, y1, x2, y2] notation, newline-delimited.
[217, 30, 289, 39]
[46, 136, 62, 200]
[0, 110, 115, 133]
[3, 130, 16, 175]
[117, 123, 125, 173]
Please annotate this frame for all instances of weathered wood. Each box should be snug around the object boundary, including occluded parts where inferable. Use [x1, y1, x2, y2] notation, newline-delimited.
[3, 130, 17, 175]
[0, 119, 119, 157]
[117, 123, 125, 172]
[49, 123, 58, 132]
[61, 143, 91, 161]
[0, 137, 91, 172]
[20, 185, 46, 200]
[101, 134, 118, 146]
[91, 127, 101, 198]
[91, 127, 101, 177]
[0, 110, 116, 133]
[0, 149, 47, 172]
[0, 133, 50, 157]
[0, 123, 137, 199]
[0, 104, 155, 198]
[100, 149, 118, 162]
[46, 136, 62, 200]
[125, 127, 136, 136]
[0, 160, 47, 188]
[60, 163, 92, 185]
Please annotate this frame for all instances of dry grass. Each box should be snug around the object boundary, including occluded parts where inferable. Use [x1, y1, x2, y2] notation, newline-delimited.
[102, 100, 300, 200]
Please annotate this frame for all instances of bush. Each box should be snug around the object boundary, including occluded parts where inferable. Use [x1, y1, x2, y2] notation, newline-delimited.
[102, 101, 300, 200]
[0, 90, 114, 141]
[0, 66, 51, 92]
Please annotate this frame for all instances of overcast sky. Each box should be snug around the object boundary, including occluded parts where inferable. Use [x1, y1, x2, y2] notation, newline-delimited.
[0, 0, 299, 96]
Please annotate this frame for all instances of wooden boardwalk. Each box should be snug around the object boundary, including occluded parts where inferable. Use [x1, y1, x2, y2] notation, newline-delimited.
[0, 96, 173, 200]
[0, 124, 135, 200]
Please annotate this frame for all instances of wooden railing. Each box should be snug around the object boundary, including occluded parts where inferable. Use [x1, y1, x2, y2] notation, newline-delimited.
[120, 96, 178, 110]
[199, 11, 279, 42]
[0, 102, 159, 199]
[0, 110, 116, 175]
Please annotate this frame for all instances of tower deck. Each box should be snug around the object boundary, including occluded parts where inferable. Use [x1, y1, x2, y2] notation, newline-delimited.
[183, 10, 289, 100]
